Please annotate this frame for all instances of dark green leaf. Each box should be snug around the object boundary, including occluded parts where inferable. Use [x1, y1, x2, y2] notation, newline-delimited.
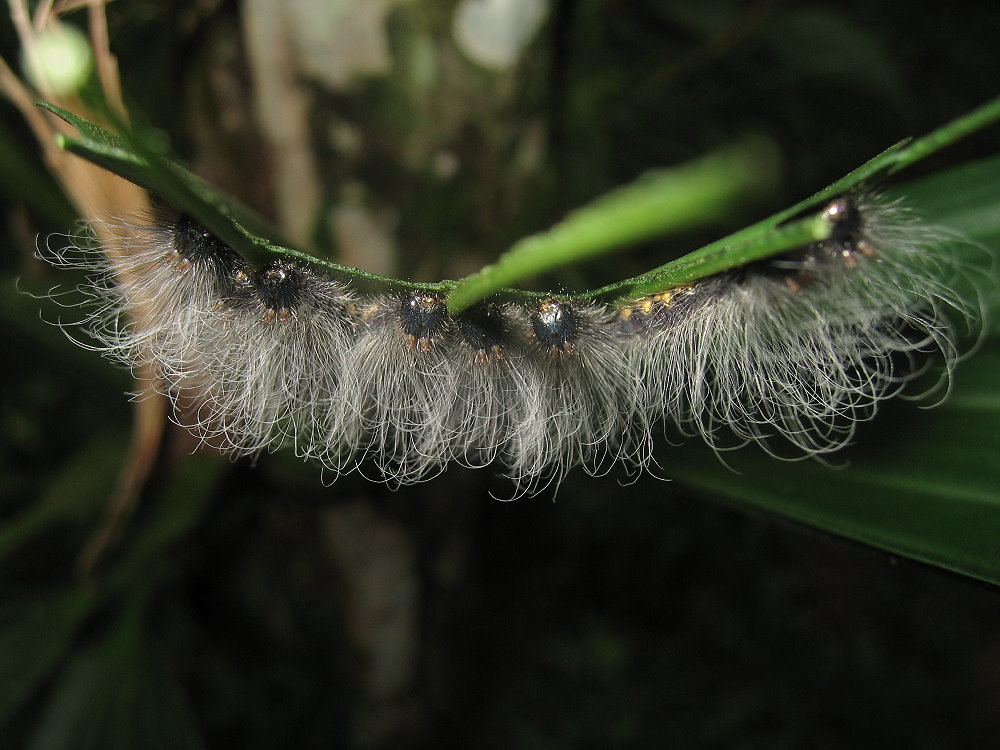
[0, 434, 124, 567]
[26, 592, 203, 750]
[99, 457, 223, 597]
[39, 102, 276, 266]
[41, 98, 1000, 308]
[0, 118, 75, 226]
[670, 340, 1000, 584]
[668, 153, 1000, 584]
[0, 587, 97, 727]
[39, 103, 445, 296]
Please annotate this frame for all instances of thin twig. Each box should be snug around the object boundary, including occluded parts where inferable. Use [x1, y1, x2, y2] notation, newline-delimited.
[55, 0, 116, 15]
[87, 0, 126, 118]
[0, 55, 66, 161]
[1, 0, 166, 579]
[33, 0, 55, 31]
[78, 364, 166, 581]
[8, 0, 33, 42]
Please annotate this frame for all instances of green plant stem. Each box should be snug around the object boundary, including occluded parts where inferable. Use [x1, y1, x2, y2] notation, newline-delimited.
[446, 136, 779, 314]
[886, 95, 1000, 175]
[592, 210, 832, 302]
[41, 97, 1000, 311]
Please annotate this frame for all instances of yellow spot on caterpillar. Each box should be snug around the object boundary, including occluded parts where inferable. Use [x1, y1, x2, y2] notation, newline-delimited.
[620, 284, 696, 319]
[355, 303, 380, 321]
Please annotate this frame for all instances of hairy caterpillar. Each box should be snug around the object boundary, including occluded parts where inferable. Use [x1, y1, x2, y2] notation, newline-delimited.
[48, 191, 976, 493]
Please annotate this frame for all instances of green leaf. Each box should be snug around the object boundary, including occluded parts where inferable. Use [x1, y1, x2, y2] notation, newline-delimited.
[0, 587, 97, 727]
[39, 102, 277, 267]
[670, 340, 1000, 585]
[41, 97, 1000, 311]
[0, 434, 124, 567]
[453, 96, 1000, 308]
[885, 95, 1000, 175]
[39, 102, 454, 296]
[446, 136, 781, 314]
[26, 594, 205, 750]
[0, 118, 75, 226]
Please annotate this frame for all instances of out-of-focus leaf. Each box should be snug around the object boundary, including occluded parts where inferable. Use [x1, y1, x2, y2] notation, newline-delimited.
[670, 153, 1000, 584]
[26, 593, 205, 750]
[0, 434, 123, 566]
[0, 587, 97, 727]
[24, 637, 108, 750]
[671, 341, 1000, 584]
[104, 455, 224, 595]
[131, 638, 206, 750]
[0, 456, 222, 741]
[900, 152, 1000, 301]
[0, 119, 76, 226]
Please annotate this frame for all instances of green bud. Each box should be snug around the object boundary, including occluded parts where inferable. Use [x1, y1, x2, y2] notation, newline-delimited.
[22, 22, 94, 97]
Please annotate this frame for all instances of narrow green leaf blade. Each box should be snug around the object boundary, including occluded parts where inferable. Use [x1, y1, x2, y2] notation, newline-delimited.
[447, 137, 780, 313]
[39, 102, 279, 266]
[39, 102, 458, 295]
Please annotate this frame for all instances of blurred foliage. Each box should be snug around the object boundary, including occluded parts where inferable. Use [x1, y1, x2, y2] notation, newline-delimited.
[2, 1, 1000, 748]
